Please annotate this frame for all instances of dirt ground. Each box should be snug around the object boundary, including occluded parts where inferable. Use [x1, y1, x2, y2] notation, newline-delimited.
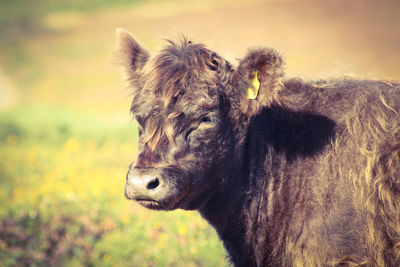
[106, 0, 400, 79]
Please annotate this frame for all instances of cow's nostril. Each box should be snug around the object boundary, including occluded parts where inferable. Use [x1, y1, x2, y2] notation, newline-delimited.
[147, 178, 160, 190]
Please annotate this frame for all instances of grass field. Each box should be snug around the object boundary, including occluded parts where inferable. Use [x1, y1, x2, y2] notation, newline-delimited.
[0, 107, 227, 267]
[0, 107, 228, 266]
[1, 0, 399, 266]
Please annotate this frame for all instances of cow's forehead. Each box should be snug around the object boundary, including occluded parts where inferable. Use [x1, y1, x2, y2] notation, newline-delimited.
[132, 40, 222, 114]
[142, 40, 220, 88]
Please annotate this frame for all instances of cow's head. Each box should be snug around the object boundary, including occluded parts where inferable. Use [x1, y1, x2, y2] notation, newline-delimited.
[116, 29, 284, 210]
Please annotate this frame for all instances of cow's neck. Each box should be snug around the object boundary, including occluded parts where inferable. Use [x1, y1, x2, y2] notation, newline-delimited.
[199, 108, 275, 266]
[198, 173, 254, 266]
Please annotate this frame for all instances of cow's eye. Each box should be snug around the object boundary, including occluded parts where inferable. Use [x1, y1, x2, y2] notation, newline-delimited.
[208, 59, 219, 71]
[201, 116, 212, 123]
[186, 117, 212, 142]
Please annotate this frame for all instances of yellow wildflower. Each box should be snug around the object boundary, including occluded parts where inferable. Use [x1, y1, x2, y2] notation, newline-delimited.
[103, 254, 110, 261]
[178, 224, 187, 236]
[65, 138, 79, 152]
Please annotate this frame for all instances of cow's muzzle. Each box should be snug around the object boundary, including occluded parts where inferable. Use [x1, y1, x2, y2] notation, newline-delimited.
[125, 166, 183, 210]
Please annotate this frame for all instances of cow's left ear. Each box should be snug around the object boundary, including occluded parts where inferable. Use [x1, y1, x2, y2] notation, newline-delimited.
[232, 48, 284, 118]
[115, 28, 150, 87]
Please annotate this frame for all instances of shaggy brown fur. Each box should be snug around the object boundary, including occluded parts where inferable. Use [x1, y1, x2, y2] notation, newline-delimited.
[116, 29, 400, 266]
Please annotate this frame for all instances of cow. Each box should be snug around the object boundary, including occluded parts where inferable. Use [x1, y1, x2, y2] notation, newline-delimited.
[116, 28, 400, 266]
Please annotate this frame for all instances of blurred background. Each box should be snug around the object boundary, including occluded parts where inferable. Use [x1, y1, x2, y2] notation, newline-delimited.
[0, 0, 399, 266]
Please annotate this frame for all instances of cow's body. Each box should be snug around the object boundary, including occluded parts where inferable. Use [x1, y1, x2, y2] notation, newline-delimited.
[200, 78, 400, 266]
[116, 29, 400, 266]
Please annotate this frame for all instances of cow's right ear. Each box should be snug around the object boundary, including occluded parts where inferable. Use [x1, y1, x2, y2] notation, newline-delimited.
[115, 28, 150, 81]
[231, 48, 284, 119]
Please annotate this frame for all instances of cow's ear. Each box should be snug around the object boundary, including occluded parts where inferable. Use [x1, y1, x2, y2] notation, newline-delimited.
[115, 28, 150, 81]
[233, 48, 284, 118]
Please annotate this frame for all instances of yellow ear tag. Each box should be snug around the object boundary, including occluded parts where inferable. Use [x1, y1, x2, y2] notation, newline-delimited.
[247, 70, 260, 100]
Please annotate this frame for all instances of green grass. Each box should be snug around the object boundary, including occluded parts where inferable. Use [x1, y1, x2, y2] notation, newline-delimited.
[0, 106, 137, 145]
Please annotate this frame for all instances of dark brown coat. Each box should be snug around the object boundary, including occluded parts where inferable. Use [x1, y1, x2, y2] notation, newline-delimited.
[117, 29, 400, 266]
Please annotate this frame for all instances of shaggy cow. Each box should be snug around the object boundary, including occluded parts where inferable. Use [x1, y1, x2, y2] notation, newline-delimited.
[116, 29, 400, 266]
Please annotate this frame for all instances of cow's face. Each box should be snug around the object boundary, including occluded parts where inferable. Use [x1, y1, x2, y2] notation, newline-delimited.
[116, 29, 284, 210]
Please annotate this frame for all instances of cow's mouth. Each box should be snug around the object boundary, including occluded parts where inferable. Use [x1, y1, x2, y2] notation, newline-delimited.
[135, 194, 186, 210]
[135, 198, 165, 210]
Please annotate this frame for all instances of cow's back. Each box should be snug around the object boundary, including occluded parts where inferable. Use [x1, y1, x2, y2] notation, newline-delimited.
[274, 78, 400, 266]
